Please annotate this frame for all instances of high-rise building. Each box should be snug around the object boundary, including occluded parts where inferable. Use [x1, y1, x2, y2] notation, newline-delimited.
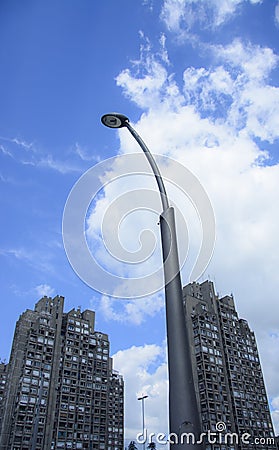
[0, 296, 124, 450]
[183, 280, 275, 449]
[0, 362, 7, 434]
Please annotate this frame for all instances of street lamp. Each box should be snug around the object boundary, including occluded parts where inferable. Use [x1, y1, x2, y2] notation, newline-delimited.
[138, 394, 148, 450]
[101, 113, 203, 449]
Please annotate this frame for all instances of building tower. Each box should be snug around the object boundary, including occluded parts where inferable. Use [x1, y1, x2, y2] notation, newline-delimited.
[0, 362, 7, 435]
[0, 296, 124, 450]
[183, 280, 275, 450]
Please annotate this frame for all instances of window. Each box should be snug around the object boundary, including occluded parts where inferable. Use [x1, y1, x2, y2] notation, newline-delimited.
[20, 395, 29, 404]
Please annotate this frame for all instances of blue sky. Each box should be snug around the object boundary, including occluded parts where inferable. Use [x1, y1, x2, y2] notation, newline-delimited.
[1, 0, 279, 446]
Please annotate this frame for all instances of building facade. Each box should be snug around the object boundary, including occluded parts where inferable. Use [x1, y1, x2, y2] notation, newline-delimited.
[0, 296, 124, 450]
[183, 280, 275, 450]
[0, 363, 7, 435]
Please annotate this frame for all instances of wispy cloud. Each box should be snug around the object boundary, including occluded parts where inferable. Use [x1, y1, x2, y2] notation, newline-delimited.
[161, 0, 263, 32]
[0, 144, 14, 158]
[0, 247, 54, 274]
[0, 135, 86, 174]
[0, 136, 35, 151]
[275, 1, 279, 26]
[74, 142, 101, 162]
[0, 173, 11, 183]
[10, 137, 35, 150]
[30, 154, 83, 174]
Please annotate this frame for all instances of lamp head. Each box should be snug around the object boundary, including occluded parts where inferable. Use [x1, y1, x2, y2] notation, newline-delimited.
[101, 113, 129, 128]
[138, 395, 148, 401]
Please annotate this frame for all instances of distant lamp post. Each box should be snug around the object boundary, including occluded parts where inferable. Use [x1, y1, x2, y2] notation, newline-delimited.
[138, 394, 148, 450]
[101, 113, 203, 448]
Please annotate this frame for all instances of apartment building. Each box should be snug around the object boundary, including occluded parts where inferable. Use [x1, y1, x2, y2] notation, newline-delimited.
[183, 280, 275, 450]
[0, 296, 124, 450]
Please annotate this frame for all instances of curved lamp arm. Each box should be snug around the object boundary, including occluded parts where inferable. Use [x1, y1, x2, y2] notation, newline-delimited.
[101, 113, 169, 212]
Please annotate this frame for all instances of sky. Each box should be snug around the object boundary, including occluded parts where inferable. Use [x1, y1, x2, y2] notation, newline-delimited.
[1, 0, 279, 447]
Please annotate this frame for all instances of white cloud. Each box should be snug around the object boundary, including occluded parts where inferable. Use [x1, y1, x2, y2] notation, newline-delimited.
[97, 294, 165, 325]
[116, 60, 169, 109]
[112, 343, 168, 446]
[34, 284, 55, 298]
[116, 33, 183, 110]
[215, 39, 278, 81]
[161, 0, 263, 32]
[93, 37, 279, 313]
[116, 38, 279, 143]
[85, 168, 166, 295]
[182, 39, 279, 142]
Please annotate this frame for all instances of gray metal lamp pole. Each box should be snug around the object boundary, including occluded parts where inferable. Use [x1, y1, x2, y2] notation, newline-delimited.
[101, 113, 203, 449]
[138, 394, 148, 450]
